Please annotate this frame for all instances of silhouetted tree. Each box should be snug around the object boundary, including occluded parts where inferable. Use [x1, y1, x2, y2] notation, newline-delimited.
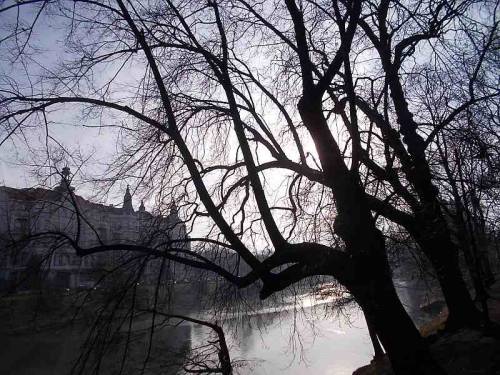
[342, 0, 499, 328]
[2, 0, 496, 373]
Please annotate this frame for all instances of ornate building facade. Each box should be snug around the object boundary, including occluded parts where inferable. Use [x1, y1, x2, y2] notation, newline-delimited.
[0, 168, 187, 289]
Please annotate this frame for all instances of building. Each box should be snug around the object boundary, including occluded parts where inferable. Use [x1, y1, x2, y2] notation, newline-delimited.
[0, 168, 188, 289]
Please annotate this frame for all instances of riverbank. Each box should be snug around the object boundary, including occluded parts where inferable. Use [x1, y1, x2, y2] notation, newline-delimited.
[353, 279, 500, 375]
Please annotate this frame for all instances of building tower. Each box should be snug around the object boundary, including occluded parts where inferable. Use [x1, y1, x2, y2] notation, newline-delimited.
[123, 185, 134, 213]
[55, 166, 75, 193]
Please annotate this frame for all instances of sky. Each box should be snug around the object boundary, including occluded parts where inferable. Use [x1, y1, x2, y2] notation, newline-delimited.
[0, 3, 142, 207]
[0, 1, 316, 210]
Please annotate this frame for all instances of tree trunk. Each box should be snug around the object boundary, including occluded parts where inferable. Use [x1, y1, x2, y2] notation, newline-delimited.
[343, 227, 444, 374]
[355, 274, 445, 375]
[298, 103, 442, 374]
[214, 324, 233, 375]
[415, 229, 481, 329]
[365, 312, 385, 360]
[381, 59, 481, 329]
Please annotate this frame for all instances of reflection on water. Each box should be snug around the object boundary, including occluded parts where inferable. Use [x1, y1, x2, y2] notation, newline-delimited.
[0, 280, 437, 375]
[184, 280, 437, 375]
[189, 304, 373, 375]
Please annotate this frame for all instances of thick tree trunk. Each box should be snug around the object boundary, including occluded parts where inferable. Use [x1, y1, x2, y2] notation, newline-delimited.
[379, 59, 481, 329]
[415, 228, 481, 329]
[433, 254, 481, 329]
[298, 102, 442, 374]
[342, 227, 444, 374]
[355, 274, 445, 375]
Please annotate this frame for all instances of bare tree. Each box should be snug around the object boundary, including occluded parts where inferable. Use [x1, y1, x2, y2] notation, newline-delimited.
[2, 0, 496, 373]
[336, 0, 500, 328]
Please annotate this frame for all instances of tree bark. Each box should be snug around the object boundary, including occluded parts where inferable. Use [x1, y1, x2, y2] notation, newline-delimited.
[363, 308, 385, 360]
[413, 224, 481, 329]
[296, 100, 443, 374]
[354, 271, 445, 375]
[374, 40, 482, 329]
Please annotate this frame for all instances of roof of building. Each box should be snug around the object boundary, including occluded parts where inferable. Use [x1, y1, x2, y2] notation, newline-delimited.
[0, 185, 154, 217]
[0, 169, 182, 225]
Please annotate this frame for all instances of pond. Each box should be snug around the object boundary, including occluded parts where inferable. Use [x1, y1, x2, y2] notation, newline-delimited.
[0, 280, 437, 375]
[191, 304, 373, 375]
